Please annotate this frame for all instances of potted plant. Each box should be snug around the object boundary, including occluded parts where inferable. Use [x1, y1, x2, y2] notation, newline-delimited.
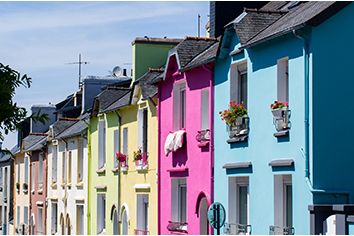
[16, 182, 20, 192]
[116, 152, 128, 171]
[23, 183, 28, 193]
[133, 148, 142, 163]
[219, 100, 248, 138]
[270, 101, 289, 117]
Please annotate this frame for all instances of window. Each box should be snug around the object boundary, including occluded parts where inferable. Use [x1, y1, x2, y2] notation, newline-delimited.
[76, 205, 84, 235]
[24, 156, 29, 184]
[201, 89, 209, 130]
[173, 82, 186, 131]
[77, 139, 84, 182]
[31, 163, 35, 191]
[171, 178, 187, 223]
[37, 207, 43, 234]
[98, 120, 106, 169]
[52, 145, 58, 183]
[24, 206, 29, 225]
[39, 153, 43, 190]
[97, 194, 106, 234]
[4, 167, 7, 200]
[274, 175, 293, 228]
[51, 202, 58, 234]
[122, 208, 128, 235]
[122, 128, 128, 155]
[62, 152, 66, 184]
[17, 206, 20, 227]
[0, 206, 2, 226]
[277, 58, 289, 103]
[0, 167, 3, 191]
[17, 160, 21, 183]
[230, 62, 248, 108]
[113, 129, 120, 169]
[67, 151, 72, 184]
[137, 194, 149, 231]
[228, 177, 249, 227]
[138, 109, 148, 153]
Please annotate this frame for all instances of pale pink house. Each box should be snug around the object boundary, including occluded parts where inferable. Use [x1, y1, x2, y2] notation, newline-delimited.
[157, 37, 219, 235]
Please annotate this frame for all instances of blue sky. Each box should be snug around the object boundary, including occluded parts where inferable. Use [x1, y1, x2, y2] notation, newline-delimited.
[1, 1, 209, 149]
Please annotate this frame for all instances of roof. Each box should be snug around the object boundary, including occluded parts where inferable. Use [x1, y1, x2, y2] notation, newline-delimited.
[135, 68, 164, 99]
[181, 41, 220, 72]
[51, 118, 78, 138]
[56, 114, 89, 139]
[95, 88, 131, 113]
[101, 90, 132, 113]
[132, 37, 182, 45]
[23, 133, 47, 152]
[171, 36, 217, 70]
[0, 145, 19, 163]
[237, 1, 350, 49]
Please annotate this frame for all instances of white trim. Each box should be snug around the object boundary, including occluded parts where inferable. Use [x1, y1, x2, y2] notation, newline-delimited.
[133, 184, 151, 190]
[119, 203, 130, 222]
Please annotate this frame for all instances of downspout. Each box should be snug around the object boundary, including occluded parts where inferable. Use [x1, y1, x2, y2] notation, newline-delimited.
[157, 85, 161, 235]
[60, 137, 69, 222]
[83, 119, 91, 234]
[293, 29, 349, 202]
[114, 110, 122, 235]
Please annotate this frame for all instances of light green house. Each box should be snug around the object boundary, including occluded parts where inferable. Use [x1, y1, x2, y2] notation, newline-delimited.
[88, 37, 181, 235]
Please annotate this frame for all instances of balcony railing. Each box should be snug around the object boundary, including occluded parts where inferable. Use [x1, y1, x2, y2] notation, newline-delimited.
[196, 129, 210, 147]
[167, 221, 188, 234]
[269, 225, 295, 235]
[135, 152, 148, 171]
[134, 229, 150, 235]
[227, 115, 249, 143]
[224, 223, 251, 235]
[271, 108, 291, 136]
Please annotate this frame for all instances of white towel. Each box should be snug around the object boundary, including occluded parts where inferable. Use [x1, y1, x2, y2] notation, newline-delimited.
[173, 129, 186, 151]
[164, 132, 176, 156]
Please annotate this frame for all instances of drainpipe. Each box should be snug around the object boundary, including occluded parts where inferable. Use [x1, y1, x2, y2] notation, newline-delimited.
[83, 119, 91, 234]
[157, 86, 161, 235]
[60, 137, 69, 223]
[114, 110, 122, 235]
[293, 29, 349, 203]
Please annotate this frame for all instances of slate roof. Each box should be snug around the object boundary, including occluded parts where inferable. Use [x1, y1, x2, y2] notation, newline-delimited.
[95, 88, 131, 114]
[0, 145, 19, 163]
[51, 118, 78, 138]
[101, 90, 132, 113]
[181, 41, 220, 72]
[56, 114, 89, 139]
[135, 68, 164, 99]
[172, 36, 218, 70]
[236, 1, 350, 49]
[132, 37, 182, 45]
[23, 134, 47, 152]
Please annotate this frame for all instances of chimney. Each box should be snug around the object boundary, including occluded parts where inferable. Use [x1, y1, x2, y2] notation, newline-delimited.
[209, 1, 267, 38]
[30, 105, 57, 133]
[123, 69, 127, 76]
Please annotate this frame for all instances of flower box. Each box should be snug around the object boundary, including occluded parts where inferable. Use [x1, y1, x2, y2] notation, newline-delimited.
[270, 101, 291, 133]
[228, 115, 249, 139]
[135, 152, 148, 171]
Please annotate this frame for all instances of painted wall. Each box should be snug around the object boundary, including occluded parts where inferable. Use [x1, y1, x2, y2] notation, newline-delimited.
[311, 2, 354, 204]
[158, 56, 214, 234]
[213, 28, 313, 234]
[29, 150, 47, 235]
[0, 161, 14, 235]
[46, 137, 88, 235]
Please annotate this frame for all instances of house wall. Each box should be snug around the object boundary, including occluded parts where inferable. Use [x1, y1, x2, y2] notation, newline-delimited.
[158, 57, 213, 234]
[46, 137, 88, 235]
[0, 161, 13, 235]
[213, 29, 313, 234]
[29, 150, 47, 235]
[311, 2, 354, 204]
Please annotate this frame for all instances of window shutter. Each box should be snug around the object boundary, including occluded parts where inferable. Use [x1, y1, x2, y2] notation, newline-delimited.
[24, 156, 28, 184]
[277, 58, 289, 102]
[173, 85, 181, 131]
[138, 109, 143, 148]
[113, 129, 119, 167]
[143, 109, 148, 153]
[98, 120, 105, 168]
[52, 146, 57, 182]
[230, 64, 238, 102]
[201, 89, 209, 130]
[123, 128, 128, 155]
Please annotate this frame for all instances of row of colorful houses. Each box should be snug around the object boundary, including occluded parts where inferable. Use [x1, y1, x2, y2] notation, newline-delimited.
[2, 1, 354, 235]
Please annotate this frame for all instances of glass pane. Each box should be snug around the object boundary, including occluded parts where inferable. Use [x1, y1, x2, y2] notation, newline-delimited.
[240, 72, 247, 108]
[181, 89, 186, 129]
[238, 186, 248, 225]
[180, 185, 187, 222]
[286, 185, 293, 227]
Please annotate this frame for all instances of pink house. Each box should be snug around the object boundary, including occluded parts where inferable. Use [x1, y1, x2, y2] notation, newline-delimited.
[157, 37, 219, 235]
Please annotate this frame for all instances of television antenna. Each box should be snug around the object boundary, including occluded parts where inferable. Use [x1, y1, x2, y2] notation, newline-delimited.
[66, 53, 89, 88]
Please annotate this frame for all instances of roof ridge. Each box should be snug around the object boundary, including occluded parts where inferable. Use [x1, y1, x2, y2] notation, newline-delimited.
[29, 132, 48, 136]
[148, 67, 165, 73]
[185, 36, 217, 41]
[244, 8, 288, 14]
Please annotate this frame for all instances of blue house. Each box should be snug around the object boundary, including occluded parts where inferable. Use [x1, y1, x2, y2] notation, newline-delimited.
[213, 2, 354, 235]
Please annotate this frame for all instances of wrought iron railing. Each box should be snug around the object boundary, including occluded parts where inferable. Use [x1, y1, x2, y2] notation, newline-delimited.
[224, 223, 252, 235]
[167, 221, 188, 233]
[269, 225, 295, 235]
[134, 229, 149, 235]
[271, 109, 291, 132]
[196, 129, 210, 142]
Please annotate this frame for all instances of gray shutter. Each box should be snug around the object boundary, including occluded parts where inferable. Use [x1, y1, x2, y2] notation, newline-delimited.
[138, 109, 143, 148]
[230, 64, 238, 102]
[123, 128, 128, 155]
[113, 129, 119, 167]
[201, 89, 209, 130]
[98, 120, 105, 168]
[173, 85, 180, 131]
[277, 58, 289, 102]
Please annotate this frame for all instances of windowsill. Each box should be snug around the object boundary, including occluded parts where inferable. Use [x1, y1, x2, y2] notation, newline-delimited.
[38, 189, 43, 194]
[227, 135, 248, 144]
[197, 141, 209, 148]
[273, 130, 289, 137]
[96, 166, 106, 174]
[111, 167, 119, 173]
[76, 181, 84, 188]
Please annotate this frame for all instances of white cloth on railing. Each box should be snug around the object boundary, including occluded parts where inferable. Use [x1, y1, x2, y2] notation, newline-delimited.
[164, 129, 186, 156]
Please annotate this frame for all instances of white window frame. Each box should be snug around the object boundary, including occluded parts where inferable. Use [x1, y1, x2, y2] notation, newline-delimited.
[277, 57, 289, 103]
[173, 82, 186, 131]
[97, 194, 106, 234]
[98, 119, 106, 169]
[274, 175, 292, 228]
[52, 145, 58, 183]
[228, 176, 250, 226]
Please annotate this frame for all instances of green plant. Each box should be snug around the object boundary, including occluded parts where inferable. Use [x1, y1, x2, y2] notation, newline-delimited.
[270, 101, 288, 110]
[133, 148, 142, 161]
[219, 100, 247, 126]
[16, 182, 20, 189]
